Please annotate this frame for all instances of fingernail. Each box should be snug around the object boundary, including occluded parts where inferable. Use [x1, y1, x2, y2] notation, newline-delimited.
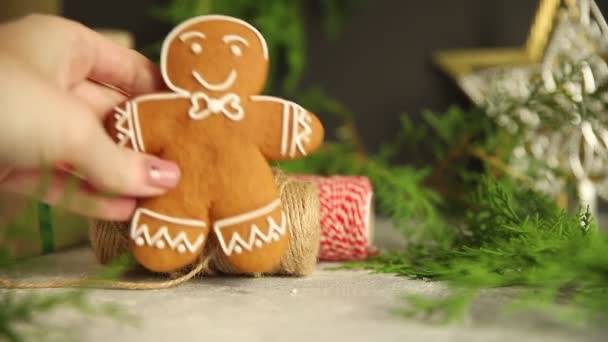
[146, 158, 180, 189]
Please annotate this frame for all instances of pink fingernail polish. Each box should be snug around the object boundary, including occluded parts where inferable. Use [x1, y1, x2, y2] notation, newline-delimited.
[147, 159, 180, 188]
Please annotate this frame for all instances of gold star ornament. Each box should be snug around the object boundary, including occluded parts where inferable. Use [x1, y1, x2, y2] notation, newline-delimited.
[434, 0, 608, 214]
[434, 0, 578, 100]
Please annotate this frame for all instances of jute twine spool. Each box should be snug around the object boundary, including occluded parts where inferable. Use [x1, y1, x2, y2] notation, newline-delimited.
[89, 169, 320, 275]
[0, 169, 320, 290]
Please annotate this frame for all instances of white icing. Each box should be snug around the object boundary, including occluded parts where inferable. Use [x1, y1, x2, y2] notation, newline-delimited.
[189, 92, 244, 121]
[214, 199, 287, 256]
[192, 69, 237, 92]
[223, 34, 249, 46]
[289, 103, 312, 157]
[179, 31, 206, 41]
[161, 15, 269, 95]
[280, 101, 289, 156]
[223, 35, 248, 57]
[130, 208, 207, 254]
[190, 43, 203, 54]
[132, 92, 190, 102]
[118, 85, 243, 137]
[134, 208, 207, 227]
[250, 95, 313, 157]
[113, 101, 145, 152]
[230, 45, 243, 57]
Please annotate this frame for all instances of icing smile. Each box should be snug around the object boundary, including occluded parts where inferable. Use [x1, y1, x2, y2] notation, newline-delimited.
[192, 70, 237, 91]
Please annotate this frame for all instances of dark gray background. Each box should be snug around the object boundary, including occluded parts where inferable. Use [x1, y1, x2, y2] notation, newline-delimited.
[62, 0, 608, 152]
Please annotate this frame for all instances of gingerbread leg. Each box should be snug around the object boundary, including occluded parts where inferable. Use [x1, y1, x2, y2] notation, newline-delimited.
[130, 204, 210, 273]
[212, 198, 289, 273]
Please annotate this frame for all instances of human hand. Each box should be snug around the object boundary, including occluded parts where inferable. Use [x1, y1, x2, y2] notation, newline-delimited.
[0, 15, 180, 220]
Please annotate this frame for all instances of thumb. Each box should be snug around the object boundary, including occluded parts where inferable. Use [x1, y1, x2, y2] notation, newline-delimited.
[65, 119, 180, 197]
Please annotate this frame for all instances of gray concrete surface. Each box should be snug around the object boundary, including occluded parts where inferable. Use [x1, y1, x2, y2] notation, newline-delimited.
[3, 218, 604, 342]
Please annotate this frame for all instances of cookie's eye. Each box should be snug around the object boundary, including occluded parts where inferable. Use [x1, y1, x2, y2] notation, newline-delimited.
[190, 43, 203, 55]
[230, 44, 242, 57]
[223, 35, 248, 57]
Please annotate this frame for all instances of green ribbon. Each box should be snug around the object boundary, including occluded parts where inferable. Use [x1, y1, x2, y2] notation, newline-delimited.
[38, 202, 54, 253]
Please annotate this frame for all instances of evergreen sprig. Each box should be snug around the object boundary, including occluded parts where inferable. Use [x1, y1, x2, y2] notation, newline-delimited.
[346, 177, 608, 325]
[280, 100, 608, 325]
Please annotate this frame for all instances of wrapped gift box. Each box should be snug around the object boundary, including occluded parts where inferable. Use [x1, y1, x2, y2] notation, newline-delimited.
[0, 193, 89, 258]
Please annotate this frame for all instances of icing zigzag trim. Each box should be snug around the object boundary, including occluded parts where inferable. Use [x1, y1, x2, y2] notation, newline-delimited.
[130, 208, 207, 254]
[214, 199, 287, 255]
[289, 103, 312, 157]
[114, 102, 145, 152]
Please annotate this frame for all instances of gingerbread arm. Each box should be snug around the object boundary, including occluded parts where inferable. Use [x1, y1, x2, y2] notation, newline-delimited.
[104, 94, 186, 155]
[104, 100, 147, 152]
[246, 95, 324, 161]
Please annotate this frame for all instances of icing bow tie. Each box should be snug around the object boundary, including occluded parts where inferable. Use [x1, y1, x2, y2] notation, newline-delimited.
[188, 92, 245, 121]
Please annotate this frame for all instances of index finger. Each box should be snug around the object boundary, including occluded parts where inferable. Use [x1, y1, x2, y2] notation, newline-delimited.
[85, 30, 165, 95]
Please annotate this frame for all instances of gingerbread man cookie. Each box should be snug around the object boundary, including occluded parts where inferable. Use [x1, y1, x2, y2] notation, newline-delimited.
[104, 15, 324, 273]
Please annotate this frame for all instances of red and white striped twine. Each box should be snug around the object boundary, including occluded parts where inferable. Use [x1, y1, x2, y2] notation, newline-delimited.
[296, 175, 376, 261]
